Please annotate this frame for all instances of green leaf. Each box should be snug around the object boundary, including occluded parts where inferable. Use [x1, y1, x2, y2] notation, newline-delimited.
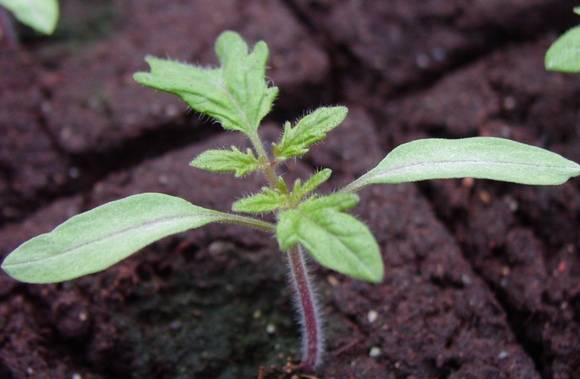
[233, 170, 337, 213]
[545, 25, 580, 73]
[277, 206, 383, 283]
[301, 193, 359, 212]
[274, 106, 348, 160]
[2, 193, 273, 283]
[190, 147, 260, 177]
[232, 187, 286, 213]
[214, 31, 279, 130]
[574, 7, 580, 16]
[0, 0, 58, 34]
[291, 168, 332, 200]
[134, 31, 278, 135]
[345, 137, 580, 192]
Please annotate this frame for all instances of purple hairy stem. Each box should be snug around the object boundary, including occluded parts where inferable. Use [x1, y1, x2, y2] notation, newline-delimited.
[287, 244, 323, 371]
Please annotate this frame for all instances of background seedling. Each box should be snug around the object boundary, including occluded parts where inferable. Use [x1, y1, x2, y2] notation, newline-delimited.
[3, 31, 580, 372]
[545, 7, 580, 73]
[0, 0, 58, 35]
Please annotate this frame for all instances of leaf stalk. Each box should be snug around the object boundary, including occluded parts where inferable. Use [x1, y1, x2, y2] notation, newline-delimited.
[216, 211, 275, 232]
[249, 131, 278, 187]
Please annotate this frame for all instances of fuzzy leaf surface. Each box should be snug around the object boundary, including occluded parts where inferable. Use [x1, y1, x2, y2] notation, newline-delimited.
[133, 31, 278, 135]
[346, 137, 580, 192]
[292, 169, 332, 200]
[190, 147, 259, 177]
[301, 193, 359, 212]
[0, 0, 58, 34]
[545, 25, 580, 73]
[1, 193, 271, 283]
[277, 197, 382, 283]
[233, 188, 286, 213]
[274, 107, 348, 160]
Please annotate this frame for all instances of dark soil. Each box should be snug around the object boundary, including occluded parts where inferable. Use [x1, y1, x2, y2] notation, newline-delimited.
[1, 1, 579, 378]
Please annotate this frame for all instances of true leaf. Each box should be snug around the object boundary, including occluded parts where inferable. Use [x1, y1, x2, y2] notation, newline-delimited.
[274, 106, 348, 160]
[232, 188, 286, 213]
[190, 147, 260, 177]
[0, 0, 58, 34]
[2, 193, 272, 283]
[214, 31, 278, 130]
[292, 168, 332, 200]
[345, 137, 580, 192]
[574, 6, 580, 16]
[301, 193, 359, 212]
[277, 206, 383, 283]
[134, 31, 278, 135]
[545, 25, 580, 73]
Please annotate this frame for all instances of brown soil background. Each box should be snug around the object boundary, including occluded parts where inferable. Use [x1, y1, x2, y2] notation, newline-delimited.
[1, 1, 580, 378]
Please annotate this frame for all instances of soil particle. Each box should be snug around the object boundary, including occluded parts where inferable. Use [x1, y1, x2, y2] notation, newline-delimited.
[380, 38, 580, 145]
[0, 52, 69, 222]
[0, 292, 104, 379]
[293, 0, 579, 93]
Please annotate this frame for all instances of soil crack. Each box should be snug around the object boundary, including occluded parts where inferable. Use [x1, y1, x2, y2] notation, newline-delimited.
[417, 182, 548, 378]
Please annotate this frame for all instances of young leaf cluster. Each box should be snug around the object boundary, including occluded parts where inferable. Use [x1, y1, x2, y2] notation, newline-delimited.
[232, 169, 332, 214]
[0, 0, 58, 34]
[3, 30, 580, 289]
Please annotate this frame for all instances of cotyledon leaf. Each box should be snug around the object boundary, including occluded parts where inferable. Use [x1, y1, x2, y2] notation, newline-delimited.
[0, 0, 59, 34]
[344, 137, 580, 192]
[1, 193, 273, 283]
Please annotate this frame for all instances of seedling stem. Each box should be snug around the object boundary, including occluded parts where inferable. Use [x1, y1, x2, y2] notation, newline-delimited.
[253, 129, 323, 370]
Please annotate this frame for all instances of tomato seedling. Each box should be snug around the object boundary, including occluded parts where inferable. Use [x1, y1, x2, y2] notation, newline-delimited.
[545, 7, 580, 73]
[0, 0, 58, 35]
[3, 31, 580, 372]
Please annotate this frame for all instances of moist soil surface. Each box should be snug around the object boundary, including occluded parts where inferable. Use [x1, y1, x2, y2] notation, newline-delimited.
[1, 1, 579, 378]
